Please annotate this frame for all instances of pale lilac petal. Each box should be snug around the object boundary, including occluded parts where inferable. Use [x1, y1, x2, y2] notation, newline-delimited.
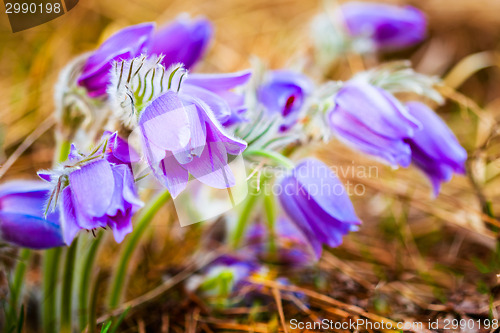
[139, 91, 191, 151]
[184, 141, 235, 189]
[159, 151, 189, 198]
[184, 70, 252, 92]
[68, 160, 114, 218]
[60, 187, 82, 245]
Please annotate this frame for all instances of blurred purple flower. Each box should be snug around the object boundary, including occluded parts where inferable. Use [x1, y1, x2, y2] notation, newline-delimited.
[405, 102, 467, 196]
[278, 159, 361, 258]
[139, 90, 247, 198]
[149, 15, 213, 69]
[192, 255, 260, 298]
[257, 70, 313, 131]
[78, 23, 154, 97]
[246, 216, 317, 266]
[78, 16, 213, 98]
[340, 2, 427, 51]
[328, 81, 421, 167]
[184, 70, 252, 126]
[0, 181, 64, 249]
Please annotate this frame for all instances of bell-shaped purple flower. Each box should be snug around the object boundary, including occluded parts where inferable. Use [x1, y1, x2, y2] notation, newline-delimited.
[339, 2, 427, 51]
[405, 102, 467, 195]
[39, 134, 143, 245]
[0, 181, 64, 249]
[58, 160, 142, 245]
[184, 70, 252, 126]
[257, 70, 313, 131]
[278, 159, 361, 258]
[77, 23, 155, 97]
[139, 90, 247, 198]
[328, 81, 421, 167]
[149, 15, 213, 69]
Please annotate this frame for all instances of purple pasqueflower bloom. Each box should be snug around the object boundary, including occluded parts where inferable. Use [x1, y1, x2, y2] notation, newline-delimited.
[184, 70, 252, 126]
[405, 102, 467, 196]
[139, 89, 247, 198]
[339, 2, 427, 52]
[39, 134, 143, 245]
[278, 159, 361, 258]
[149, 15, 213, 70]
[0, 180, 64, 249]
[246, 216, 317, 266]
[328, 81, 421, 167]
[257, 70, 313, 131]
[78, 23, 155, 98]
[78, 16, 213, 98]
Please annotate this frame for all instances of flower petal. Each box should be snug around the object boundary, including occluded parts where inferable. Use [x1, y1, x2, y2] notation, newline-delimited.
[139, 91, 191, 151]
[68, 160, 114, 218]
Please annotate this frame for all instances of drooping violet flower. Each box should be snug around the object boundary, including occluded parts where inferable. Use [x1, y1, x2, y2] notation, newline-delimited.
[339, 2, 427, 52]
[184, 70, 252, 126]
[78, 16, 213, 98]
[138, 82, 247, 198]
[405, 102, 467, 196]
[0, 181, 64, 249]
[257, 70, 313, 131]
[77, 23, 155, 97]
[328, 81, 421, 167]
[39, 133, 143, 245]
[278, 159, 361, 258]
[246, 216, 317, 266]
[149, 15, 213, 69]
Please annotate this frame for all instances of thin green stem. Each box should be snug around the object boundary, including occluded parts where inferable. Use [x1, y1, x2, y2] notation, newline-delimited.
[107, 190, 171, 309]
[42, 248, 62, 333]
[78, 233, 103, 332]
[263, 192, 277, 256]
[42, 139, 70, 333]
[56, 139, 71, 164]
[243, 149, 295, 169]
[61, 239, 78, 333]
[231, 189, 260, 249]
[5, 249, 31, 330]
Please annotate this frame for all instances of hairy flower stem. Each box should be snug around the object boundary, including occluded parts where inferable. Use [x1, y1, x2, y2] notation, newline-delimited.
[61, 238, 78, 333]
[107, 190, 171, 309]
[42, 139, 70, 333]
[78, 233, 103, 332]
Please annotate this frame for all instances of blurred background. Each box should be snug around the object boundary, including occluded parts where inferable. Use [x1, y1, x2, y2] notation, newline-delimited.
[2, 0, 500, 331]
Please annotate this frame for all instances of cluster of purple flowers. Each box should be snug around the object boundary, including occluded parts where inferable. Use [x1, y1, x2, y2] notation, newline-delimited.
[0, 3, 466, 275]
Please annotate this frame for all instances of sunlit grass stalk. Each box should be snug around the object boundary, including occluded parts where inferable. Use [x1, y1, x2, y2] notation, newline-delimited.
[61, 238, 78, 333]
[78, 233, 103, 332]
[107, 190, 171, 309]
[263, 191, 277, 256]
[42, 138, 71, 333]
